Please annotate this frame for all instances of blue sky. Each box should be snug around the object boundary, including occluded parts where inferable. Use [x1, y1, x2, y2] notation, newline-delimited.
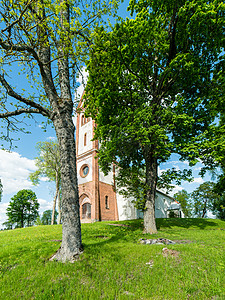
[0, 2, 215, 228]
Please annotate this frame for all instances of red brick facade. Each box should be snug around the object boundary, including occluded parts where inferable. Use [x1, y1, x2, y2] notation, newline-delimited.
[76, 98, 118, 222]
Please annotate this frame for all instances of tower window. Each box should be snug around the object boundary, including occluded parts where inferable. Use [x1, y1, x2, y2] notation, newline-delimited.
[81, 115, 84, 126]
[105, 196, 109, 209]
[84, 133, 87, 146]
[81, 114, 91, 126]
[80, 164, 89, 178]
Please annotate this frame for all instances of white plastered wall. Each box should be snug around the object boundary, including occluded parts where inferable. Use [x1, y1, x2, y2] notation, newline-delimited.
[77, 117, 93, 156]
[99, 166, 114, 185]
[155, 192, 172, 218]
[77, 155, 92, 185]
[116, 188, 174, 220]
[116, 191, 137, 221]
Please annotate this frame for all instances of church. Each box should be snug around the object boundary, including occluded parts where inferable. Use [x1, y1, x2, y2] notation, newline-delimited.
[76, 98, 183, 222]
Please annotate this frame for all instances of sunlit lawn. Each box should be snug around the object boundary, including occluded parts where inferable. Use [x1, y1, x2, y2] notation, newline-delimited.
[0, 218, 225, 299]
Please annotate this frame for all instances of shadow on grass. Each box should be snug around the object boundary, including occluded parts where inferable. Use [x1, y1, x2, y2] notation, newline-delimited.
[156, 218, 219, 230]
[82, 220, 143, 250]
[82, 218, 222, 252]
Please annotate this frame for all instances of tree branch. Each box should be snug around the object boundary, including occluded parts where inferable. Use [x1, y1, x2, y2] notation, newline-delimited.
[1, 0, 36, 34]
[0, 74, 51, 117]
[0, 108, 45, 118]
[167, 6, 178, 66]
[0, 38, 38, 58]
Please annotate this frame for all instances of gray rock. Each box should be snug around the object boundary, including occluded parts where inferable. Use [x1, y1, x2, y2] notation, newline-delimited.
[139, 239, 146, 244]
[145, 240, 152, 244]
[139, 238, 176, 245]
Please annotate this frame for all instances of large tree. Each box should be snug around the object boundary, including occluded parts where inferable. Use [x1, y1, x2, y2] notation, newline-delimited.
[85, 0, 225, 233]
[5, 189, 39, 228]
[191, 182, 218, 218]
[212, 193, 225, 220]
[199, 124, 225, 193]
[30, 140, 61, 225]
[42, 209, 58, 225]
[0, 0, 119, 261]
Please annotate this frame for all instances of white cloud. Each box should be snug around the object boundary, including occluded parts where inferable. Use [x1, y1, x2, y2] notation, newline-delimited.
[159, 185, 183, 197]
[207, 211, 216, 219]
[162, 160, 189, 166]
[0, 149, 37, 195]
[194, 166, 202, 171]
[75, 66, 88, 100]
[192, 177, 205, 184]
[170, 185, 183, 196]
[39, 176, 49, 182]
[0, 202, 9, 227]
[158, 167, 165, 176]
[38, 198, 53, 214]
[47, 136, 56, 141]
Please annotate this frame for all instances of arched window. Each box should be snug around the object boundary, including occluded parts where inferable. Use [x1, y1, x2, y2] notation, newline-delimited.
[82, 203, 91, 219]
[84, 133, 87, 146]
[105, 196, 109, 209]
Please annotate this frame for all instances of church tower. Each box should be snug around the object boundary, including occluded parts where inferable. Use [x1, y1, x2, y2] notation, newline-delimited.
[76, 97, 119, 222]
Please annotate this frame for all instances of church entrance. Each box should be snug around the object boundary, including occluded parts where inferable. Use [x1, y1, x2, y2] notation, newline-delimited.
[82, 203, 91, 219]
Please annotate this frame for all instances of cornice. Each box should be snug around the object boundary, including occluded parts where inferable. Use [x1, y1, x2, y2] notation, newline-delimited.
[77, 148, 98, 160]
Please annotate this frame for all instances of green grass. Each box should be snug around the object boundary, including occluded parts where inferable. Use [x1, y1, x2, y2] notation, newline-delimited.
[0, 218, 225, 300]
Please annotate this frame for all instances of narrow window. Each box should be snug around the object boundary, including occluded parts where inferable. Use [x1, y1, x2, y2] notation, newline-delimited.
[105, 196, 109, 209]
[84, 133, 87, 146]
[81, 115, 84, 126]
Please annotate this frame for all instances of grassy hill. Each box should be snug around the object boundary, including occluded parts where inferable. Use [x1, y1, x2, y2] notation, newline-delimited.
[0, 218, 225, 299]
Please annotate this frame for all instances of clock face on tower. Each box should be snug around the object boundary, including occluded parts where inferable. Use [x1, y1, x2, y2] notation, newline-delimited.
[80, 164, 89, 177]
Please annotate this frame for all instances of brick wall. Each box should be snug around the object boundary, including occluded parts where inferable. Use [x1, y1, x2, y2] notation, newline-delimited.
[99, 182, 118, 221]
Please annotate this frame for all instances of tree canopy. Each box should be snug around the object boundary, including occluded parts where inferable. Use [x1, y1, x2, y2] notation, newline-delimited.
[212, 193, 225, 220]
[41, 209, 58, 225]
[174, 190, 192, 218]
[191, 182, 218, 218]
[30, 140, 61, 225]
[0, 0, 120, 261]
[5, 189, 39, 228]
[85, 0, 225, 233]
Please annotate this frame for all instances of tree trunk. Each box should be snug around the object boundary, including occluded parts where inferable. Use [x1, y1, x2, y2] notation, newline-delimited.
[57, 189, 62, 225]
[39, 1, 82, 262]
[51, 173, 59, 225]
[51, 188, 58, 225]
[202, 200, 207, 218]
[50, 112, 82, 262]
[143, 150, 158, 234]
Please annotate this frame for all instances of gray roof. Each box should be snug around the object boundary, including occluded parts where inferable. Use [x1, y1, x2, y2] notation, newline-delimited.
[167, 203, 181, 210]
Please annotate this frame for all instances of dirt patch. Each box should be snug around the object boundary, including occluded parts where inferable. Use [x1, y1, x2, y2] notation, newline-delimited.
[107, 223, 131, 227]
[95, 235, 108, 239]
[162, 247, 180, 258]
[49, 239, 62, 242]
[173, 240, 193, 244]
